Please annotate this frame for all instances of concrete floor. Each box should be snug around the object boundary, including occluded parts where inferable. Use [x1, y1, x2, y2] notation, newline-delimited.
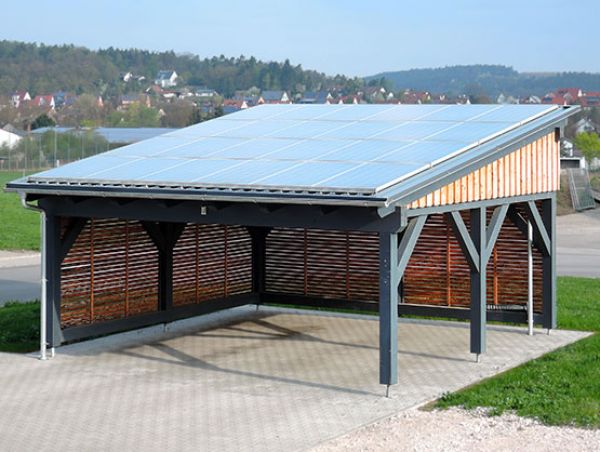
[0, 306, 588, 452]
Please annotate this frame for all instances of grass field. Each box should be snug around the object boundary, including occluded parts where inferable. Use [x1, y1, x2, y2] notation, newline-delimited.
[437, 276, 600, 427]
[0, 301, 39, 353]
[0, 171, 39, 250]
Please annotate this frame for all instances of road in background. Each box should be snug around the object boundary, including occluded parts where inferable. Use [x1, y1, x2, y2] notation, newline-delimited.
[0, 265, 40, 306]
[557, 208, 600, 278]
[0, 251, 40, 306]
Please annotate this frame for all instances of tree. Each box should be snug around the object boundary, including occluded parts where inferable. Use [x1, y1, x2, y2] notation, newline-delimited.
[31, 113, 56, 129]
[574, 132, 600, 161]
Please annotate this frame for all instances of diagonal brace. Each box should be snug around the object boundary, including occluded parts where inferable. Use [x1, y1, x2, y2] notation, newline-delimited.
[446, 211, 479, 272]
[483, 204, 508, 264]
[397, 215, 428, 279]
[524, 201, 551, 257]
[60, 217, 87, 262]
[507, 205, 550, 256]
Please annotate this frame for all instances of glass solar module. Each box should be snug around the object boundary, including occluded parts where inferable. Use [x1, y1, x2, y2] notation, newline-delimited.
[33, 154, 136, 180]
[264, 139, 352, 160]
[26, 104, 561, 196]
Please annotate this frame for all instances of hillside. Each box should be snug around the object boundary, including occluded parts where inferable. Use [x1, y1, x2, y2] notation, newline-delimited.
[0, 40, 361, 98]
[366, 65, 600, 97]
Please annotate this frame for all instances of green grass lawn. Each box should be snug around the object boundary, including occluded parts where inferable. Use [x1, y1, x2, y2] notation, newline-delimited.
[0, 301, 39, 352]
[436, 276, 600, 427]
[0, 171, 39, 250]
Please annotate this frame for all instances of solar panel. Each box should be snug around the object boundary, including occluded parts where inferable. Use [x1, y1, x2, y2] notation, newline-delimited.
[29, 104, 561, 195]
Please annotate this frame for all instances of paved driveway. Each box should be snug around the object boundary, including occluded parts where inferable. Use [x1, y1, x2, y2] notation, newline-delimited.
[557, 208, 600, 277]
[0, 306, 588, 452]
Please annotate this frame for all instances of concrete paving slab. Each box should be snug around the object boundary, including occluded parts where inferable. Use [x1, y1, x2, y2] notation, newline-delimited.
[0, 306, 589, 452]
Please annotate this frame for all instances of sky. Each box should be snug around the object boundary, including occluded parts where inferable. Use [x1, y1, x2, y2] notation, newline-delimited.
[2, 0, 599, 76]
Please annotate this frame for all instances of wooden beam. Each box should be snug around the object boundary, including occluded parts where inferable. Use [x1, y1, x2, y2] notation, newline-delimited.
[524, 201, 551, 257]
[396, 214, 427, 279]
[60, 217, 87, 262]
[446, 211, 479, 272]
[483, 204, 508, 265]
[470, 207, 486, 355]
[379, 231, 399, 386]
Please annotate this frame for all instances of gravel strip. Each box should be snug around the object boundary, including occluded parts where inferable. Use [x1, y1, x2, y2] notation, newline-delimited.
[311, 407, 600, 452]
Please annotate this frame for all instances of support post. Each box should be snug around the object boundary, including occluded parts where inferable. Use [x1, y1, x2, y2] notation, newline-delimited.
[541, 196, 557, 329]
[470, 207, 486, 356]
[158, 248, 174, 311]
[379, 231, 399, 388]
[142, 222, 185, 312]
[248, 227, 270, 300]
[44, 213, 63, 349]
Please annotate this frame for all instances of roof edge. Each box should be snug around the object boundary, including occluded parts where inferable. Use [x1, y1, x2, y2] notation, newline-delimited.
[385, 105, 579, 207]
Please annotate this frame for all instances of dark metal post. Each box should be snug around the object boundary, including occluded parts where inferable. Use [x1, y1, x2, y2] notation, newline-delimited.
[141, 222, 185, 312]
[248, 227, 270, 297]
[470, 207, 486, 357]
[158, 248, 174, 311]
[44, 214, 63, 348]
[541, 196, 557, 329]
[379, 231, 398, 388]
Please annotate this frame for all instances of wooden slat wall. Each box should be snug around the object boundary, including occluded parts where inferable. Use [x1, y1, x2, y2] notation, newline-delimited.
[265, 208, 543, 314]
[61, 218, 159, 328]
[61, 220, 252, 328]
[265, 228, 380, 302]
[403, 209, 543, 312]
[408, 132, 559, 209]
[172, 224, 252, 307]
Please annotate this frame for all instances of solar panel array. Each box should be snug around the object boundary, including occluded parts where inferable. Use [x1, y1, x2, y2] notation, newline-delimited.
[29, 104, 558, 195]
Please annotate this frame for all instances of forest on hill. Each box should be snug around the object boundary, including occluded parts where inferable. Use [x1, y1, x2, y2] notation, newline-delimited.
[0, 40, 362, 97]
[365, 65, 600, 97]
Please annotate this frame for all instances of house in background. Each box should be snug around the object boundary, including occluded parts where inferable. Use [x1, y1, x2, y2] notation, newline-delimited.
[258, 90, 291, 104]
[119, 94, 151, 109]
[31, 95, 56, 110]
[194, 87, 219, 99]
[11, 91, 31, 107]
[222, 99, 249, 115]
[53, 91, 78, 108]
[298, 91, 333, 104]
[155, 70, 178, 88]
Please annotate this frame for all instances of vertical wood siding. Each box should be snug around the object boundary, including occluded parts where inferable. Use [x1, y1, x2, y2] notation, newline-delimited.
[407, 132, 559, 209]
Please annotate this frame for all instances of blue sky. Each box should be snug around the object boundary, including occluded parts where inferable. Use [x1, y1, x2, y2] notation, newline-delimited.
[2, 0, 599, 76]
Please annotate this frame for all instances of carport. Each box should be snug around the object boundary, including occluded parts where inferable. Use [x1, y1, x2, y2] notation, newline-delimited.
[7, 103, 577, 389]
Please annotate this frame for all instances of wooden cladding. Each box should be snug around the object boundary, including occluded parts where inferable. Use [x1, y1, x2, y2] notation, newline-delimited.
[60, 206, 543, 329]
[172, 224, 252, 307]
[264, 206, 543, 313]
[61, 219, 252, 328]
[408, 132, 559, 209]
[266, 228, 380, 302]
[403, 211, 543, 312]
[61, 218, 159, 328]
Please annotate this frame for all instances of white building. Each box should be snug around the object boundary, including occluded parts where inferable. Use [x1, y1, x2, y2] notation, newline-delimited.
[154, 70, 178, 88]
[0, 128, 22, 148]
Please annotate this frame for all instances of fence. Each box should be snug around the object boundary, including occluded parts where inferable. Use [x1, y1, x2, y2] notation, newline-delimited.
[567, 168, 596, 211]
[0, 129, 115, 172]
